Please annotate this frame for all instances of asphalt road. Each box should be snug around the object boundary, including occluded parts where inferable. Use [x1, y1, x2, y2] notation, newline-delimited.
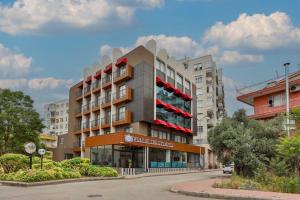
[0, 171, 222, 200]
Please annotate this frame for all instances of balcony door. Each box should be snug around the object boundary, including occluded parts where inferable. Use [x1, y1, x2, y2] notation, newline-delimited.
[118, 106, 126, 120]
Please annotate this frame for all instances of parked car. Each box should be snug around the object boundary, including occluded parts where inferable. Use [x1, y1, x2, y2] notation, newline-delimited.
[223, 164, 233, 174]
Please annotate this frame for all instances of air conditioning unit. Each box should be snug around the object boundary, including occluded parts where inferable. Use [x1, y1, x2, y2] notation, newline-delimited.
[290, 85, 300, 92]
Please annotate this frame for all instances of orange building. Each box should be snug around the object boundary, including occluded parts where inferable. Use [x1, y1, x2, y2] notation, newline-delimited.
[237, 72, 300, 120]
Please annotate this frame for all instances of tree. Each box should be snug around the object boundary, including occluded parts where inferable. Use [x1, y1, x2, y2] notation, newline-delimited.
[208, 109, 284, 177]
[0, 89, 43, 154]
[276, 133, 300, 175]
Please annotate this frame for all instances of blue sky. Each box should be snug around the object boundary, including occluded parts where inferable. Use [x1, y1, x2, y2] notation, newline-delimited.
[0, 0, 300, 116]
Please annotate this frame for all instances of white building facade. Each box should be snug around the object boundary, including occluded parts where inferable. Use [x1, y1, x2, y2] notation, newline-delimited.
[43, 99, 69, 135]
[175, 55, 225, 168]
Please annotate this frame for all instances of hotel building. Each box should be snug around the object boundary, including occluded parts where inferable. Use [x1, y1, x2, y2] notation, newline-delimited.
[54, 40, 205, 169]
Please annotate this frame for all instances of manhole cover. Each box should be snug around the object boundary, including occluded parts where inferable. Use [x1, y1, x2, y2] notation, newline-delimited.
[88, 194, 102, 198]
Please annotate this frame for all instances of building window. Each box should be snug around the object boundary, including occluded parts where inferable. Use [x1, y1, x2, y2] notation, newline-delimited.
[174, 135, 181, 143]
[118, 106, 126, 120]
[182, 137, 187, 144]
[176, 74, 183, 85]
[197, 126, 203, 134]
[195, 75, 202, 83]
[185, 79, 191, 90]
[151, 129, 159, 138]
[119, 65, 126, 75]
[119, 85, 126, 98]
[60, 137, 64, 144]
[156, 59, 165, 73]
[124, 127, 133, 133]
[167, 67, 175, 79]
[194, 63, 203, 71]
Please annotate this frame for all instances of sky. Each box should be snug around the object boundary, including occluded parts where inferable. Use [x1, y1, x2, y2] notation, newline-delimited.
[0, 0, 300, 117]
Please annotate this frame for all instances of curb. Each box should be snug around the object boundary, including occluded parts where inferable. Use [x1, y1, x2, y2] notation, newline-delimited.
[124, 169, 222, 179]
[169, 186, 280, 200]
[0, 176, 125, 187]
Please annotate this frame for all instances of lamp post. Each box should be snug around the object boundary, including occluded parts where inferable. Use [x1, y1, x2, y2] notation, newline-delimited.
[283, 62, 290, 137]
[24, 142, 36, 169]
[38, 149, 46, 169]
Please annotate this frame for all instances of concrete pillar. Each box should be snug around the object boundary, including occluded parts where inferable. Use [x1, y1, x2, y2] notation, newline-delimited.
[144, 147, 149, 170]
[166, 150, 171, 162]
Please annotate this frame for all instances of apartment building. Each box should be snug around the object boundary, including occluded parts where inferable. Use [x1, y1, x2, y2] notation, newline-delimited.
[173, 56, 225, 168]
[54, 40, 205, 169]
[237, 71, 300, 120]
[43, 99, 69, 135]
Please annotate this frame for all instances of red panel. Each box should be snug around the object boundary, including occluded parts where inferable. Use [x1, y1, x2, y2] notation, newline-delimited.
[156, 99, 166, 108]
[183, 93, 192, 101]
[116, 57, 128, 67]
[94, 70, 101, 79]
[174, 89, 182, 97]
[156, 77, 166, 87]
[164, 83, 175, 92]
[104, 64, 112, 73]
[85, 76, 92, 84]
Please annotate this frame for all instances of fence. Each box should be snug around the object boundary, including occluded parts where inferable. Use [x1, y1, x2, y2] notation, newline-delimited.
[120, 167, 201, 176]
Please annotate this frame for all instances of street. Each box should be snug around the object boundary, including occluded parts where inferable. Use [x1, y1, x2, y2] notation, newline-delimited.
[0, 171, 221, 200]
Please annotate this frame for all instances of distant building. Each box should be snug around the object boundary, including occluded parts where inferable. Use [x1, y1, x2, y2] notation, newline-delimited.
[174, 55, 225, 168]
[43, 99, 69, 135]
[237, 71, 300, 120]
[39, 134, 57, 149]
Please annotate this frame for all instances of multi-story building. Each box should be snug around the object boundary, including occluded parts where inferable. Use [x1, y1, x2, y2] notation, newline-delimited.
[173, 56, 225, 168]
[54, 40, 205, 170]
[237, 71, 300, 120]
[43, 99, 69, 135]
[39, 134, 57, 149]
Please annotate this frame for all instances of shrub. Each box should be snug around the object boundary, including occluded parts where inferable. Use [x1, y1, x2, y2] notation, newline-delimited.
[0, 153, 28, 173]
[61, 157, 90, 169]
[78, 164, 118, 177]
[32, 161, 61, 170]
[0, 168, 81, 182]
[270, 157, 290, 177]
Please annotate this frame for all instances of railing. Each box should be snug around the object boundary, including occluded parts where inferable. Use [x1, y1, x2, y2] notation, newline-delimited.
[84, 85, 91, 94]
[101, 117, 111, 126]
[92, 80, 101, 90]
[101, 96, 111, 105]
[113, 68, 126, 79]
[112, 110, 132, 126]
[112, 86, 132, 104]
[92, 100, 100, 108]
[91, 120, 100, 128]
[82, 104, 90, 112]
[82, 122, 90, 129]
[102, 74, 112, 85]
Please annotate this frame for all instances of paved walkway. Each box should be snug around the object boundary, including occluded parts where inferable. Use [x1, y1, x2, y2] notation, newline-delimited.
[171, 178, 300, 200]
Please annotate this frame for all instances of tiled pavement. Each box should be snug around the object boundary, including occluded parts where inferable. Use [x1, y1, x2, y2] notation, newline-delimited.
[171, 178, 300, 200]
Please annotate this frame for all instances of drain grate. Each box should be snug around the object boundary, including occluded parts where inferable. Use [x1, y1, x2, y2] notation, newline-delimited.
[88, 194, 102, 198]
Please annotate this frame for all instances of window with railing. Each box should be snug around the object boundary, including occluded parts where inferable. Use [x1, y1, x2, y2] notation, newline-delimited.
[102, 90, 111, 104]
[76, 89, 83, 97]
[92, 80, 100, 89]
[84, 85, 91, 94]
[102, 73, 112, 84]
[114, 65, 126, 78]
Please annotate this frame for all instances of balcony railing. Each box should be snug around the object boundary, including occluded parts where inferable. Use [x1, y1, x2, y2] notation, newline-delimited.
[91, 120, 100, 129]
[113, 64, 132, 84]
[82, 122, 90, 130]
[112, 110, 132, 126]
[84, 85, 91, 95]
[101, 96, 111, 108]
[82, 104, 90, 114]
[101, 117, 111, 128]
[92, 80, 101, 92]
[112, 86, 132, 105]
[102, 74, 112, 89]
[92, 99, 101, 110]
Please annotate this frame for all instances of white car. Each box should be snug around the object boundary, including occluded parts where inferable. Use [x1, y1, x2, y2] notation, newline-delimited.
[223, 164, 233, 174]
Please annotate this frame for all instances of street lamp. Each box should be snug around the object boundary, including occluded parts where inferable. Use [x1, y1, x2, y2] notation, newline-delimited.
[283, 62, 290, 137]
[24, 142, 36, 169]
[38, 149, 46, 169]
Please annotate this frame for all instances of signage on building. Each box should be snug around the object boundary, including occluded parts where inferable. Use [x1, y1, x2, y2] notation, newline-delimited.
[124, 134, 174, 148]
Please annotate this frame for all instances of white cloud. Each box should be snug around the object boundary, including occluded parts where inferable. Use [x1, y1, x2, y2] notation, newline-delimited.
[0, 43, 32, 77]
[100, 34, 264, 65]
[0, 77, 73, 90]
[0, 0, 164, 35]
[217, 51, 264, 65]
[203, 12, 300, 50]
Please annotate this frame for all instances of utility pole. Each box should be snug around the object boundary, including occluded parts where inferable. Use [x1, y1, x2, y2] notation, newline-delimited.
[283, 62, 290, 137]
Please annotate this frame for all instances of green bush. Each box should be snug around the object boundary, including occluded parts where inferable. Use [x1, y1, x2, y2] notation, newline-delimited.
[0, 154, 28, 173]
[60, 157, 90, 169]
[32, 161, 61, 170]
[0, 168, 81, 182]
[78, 163, 118, 177]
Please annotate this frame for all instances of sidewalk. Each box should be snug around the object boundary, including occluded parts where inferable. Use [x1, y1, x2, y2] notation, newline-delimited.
[170, 178, 300, 200]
